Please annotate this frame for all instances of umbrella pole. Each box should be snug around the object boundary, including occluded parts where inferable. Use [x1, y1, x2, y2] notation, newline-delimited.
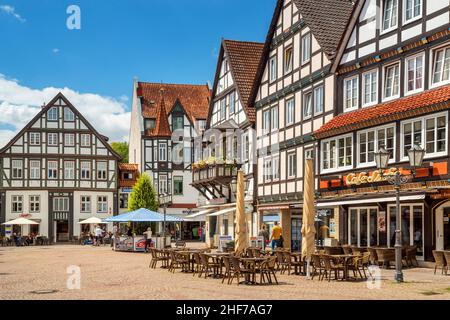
[306, 257, 311, 280]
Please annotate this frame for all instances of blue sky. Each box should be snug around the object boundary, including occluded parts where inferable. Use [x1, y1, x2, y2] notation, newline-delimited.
[0, 0, 275, 145]
[0, 0, 273, 100]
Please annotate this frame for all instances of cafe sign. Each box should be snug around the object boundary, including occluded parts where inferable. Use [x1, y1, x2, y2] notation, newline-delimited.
[346, 168, 398, 186]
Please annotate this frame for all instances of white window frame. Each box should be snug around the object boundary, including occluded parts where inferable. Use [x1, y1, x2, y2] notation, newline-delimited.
[321, 134, 354, 174]
[403, 0, 422, 25]
[173, 176, 183, 195]
[64, 107, 75, 121]
[53, 197, 69, 212]
[97, 161, 107, 180]
[47, 133, 58, 146]
[381, 0, 398, 34]
[405, 52, 425, 96]
[159, 143, 167, 161]
[80, 161, 91, 180]
[64, 133, 75, 147]
[303, 91, 313, 119]
[362, 69, 378, 107]
[229, 92, 236, 114]
[263, 109, 271, 135]
[47, 107, 58, 121]
[284, 46, 293, 74]
[430, 43, 450, 88]
[357, 124, 396, 168]
[263, 157, 272, 182]
[12, 159, 23, 179]
[81, 196, 91, 213]
[383, 61, 401, 102]
[97, 196, 108, 213]
[64, 161, 75, 180]
[29, 132, 41, 145]
[29, 160, 41, 180]
[158, 175, 168, 194]
[343, 75, 359, 112]
[272, 155, 280, 181]
[287, 152, 297, 179]
[301, 33, 311, 65]
[314, 86, 324, 115]
[47, 160, 58, 180]
[270, 107, 278, 131]
[400, 112, 448, 161]
[12, 195, 23, 213]
[269, 56, 277, 82]
[29, 195, 40, 213]
[80, 134, 91, 147]
[285, 98, 295, 126]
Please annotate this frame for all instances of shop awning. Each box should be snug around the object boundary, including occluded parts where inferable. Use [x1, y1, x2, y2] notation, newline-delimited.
[185, 209, 215, 219]
[207, 208, 236, 217]
[317, 194, 425, 207]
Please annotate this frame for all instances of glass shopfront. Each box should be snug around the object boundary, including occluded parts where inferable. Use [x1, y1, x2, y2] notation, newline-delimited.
[348, 207, 379, 247]
[388, 204, 424, 257]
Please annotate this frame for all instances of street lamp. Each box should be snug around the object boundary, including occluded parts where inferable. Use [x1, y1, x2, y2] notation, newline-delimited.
[374, 144, 425, 283]
[230, 176, 250, 194]
[159, 193, 172, 247]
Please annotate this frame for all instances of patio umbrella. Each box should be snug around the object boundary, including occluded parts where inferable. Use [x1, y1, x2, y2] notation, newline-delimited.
[302, 158, 316, 279]
[78, 217, 107, 225]
[104, 208, 184, 222]
[234, 170, 248, 255]
[2, 217, 38, 225]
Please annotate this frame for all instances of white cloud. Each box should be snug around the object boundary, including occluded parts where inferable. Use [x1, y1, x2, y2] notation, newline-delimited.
[0, 5, 25, 22]
[0, 73, 131, 148]
[52, 48, 60, 53]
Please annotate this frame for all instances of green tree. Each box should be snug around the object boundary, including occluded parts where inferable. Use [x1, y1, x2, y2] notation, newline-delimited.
[128, 173, 159, 212]
[111, 142, 129, 163]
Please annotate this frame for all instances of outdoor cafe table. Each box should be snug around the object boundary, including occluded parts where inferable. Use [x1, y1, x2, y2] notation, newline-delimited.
[176, 249, 207, 273]
[330, 254, 357, 280]
[240, 257, 269, 285]
[204, 253, 231, 278]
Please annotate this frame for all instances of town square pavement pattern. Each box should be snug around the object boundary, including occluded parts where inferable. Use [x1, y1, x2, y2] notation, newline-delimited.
[0, 244, 449, 300]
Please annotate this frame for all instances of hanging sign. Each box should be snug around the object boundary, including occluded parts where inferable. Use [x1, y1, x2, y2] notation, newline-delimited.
[378, 211, 386, 232]
[346, 168, 398, 186]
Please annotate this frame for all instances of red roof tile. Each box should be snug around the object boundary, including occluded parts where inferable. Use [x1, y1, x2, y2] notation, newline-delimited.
[138, 82, 210, 136]
[223, 40, 264, 123]
[315, 85, 450, 139]
[118, 163, 139, 171]
[119, 180, 137, 188]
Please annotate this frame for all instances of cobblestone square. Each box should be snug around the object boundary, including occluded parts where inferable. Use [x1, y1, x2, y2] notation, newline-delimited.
[1, 244, 449, 300]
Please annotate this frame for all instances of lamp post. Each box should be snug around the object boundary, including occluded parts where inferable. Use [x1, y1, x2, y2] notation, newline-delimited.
[159, 193, 172, 247]
[374, 144, 425, 283]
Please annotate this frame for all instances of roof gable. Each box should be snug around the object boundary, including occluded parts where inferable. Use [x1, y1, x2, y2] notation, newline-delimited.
[0, 92, 122, 159]
[293, 0, 358, 60]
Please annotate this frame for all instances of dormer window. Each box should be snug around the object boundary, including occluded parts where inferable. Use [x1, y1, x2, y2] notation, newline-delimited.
[172, 116, 183, 131]
[47, 107, 58, 121]
[382, 0, 398, 32]
[144, 118, 156, 130]
[197, 119, 206, 132]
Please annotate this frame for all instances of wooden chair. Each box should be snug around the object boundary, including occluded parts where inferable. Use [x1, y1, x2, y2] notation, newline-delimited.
[199, 253, 221, 279]
[284, 252, 302, 275]
[321, 255, 345, 282]
[432, 250, 447, 275]
[342, 245, 352, 255]
[260, 256, 278, 285]
[230, 257, 255, 285]
[275, 250, 290, 274]
[192, 252, 202, 277]
[367, 247, 378, 265]
[376, 248, 395, 269]
[311, 254, 324, 280]
[221, 256, 234, 285]
[405, 246, 418, 267]
[168, 251, 188, 273]
[444, 251, 450, 274]
[149, 248, 169, 269]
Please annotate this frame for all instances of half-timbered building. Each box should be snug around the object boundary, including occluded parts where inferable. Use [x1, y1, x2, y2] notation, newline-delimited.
[0, 93, 121, 242]
[315, 0, 450, 260]
[118, 163, 139, 214]
[190, 39, 264, 247]
[253, 0, 357, 250]
[128, 80, 210, 237]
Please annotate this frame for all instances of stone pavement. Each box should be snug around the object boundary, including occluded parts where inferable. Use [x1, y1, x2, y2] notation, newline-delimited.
[0, 244, 449, 300]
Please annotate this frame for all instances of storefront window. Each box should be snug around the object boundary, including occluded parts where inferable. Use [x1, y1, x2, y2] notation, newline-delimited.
[413, 206, 423, 256]
[350, 209, 357, 245]
[388, 204, 423, 256]
[369, 209, 377, 247]
[389, 206, 397, 247]
[316, 209, 333, 246]
[402, 206, 411, 244]
[360, 209, 368, 247]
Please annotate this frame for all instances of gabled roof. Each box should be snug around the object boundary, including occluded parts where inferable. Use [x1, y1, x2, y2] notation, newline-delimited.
[137, 82, 211, 131]
[222, 40, 264, 123]
[0, 92, 122, 160]
[150, 89, 172, 138]
[293, 0, 358, 59]
[314, 85, 450, 139]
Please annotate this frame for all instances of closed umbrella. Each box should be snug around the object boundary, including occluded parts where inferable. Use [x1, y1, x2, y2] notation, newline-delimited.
[234, 170, 248, 255]
[302, 158, 316, 279]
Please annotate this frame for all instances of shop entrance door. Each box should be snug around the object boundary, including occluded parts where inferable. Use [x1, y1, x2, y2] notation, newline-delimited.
[56, 221, 69, 242]
[291, 217, 302, 252]
[348, 208, 378, 247]
[435, 203, 450, 251]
